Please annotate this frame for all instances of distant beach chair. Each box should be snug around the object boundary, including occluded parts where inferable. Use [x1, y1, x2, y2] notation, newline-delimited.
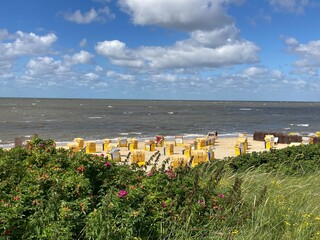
[128, 138, 138, 150]
[191, 150, 209, 168]
[155, 135, 164, 147]
[144, 140, 156, 151]
[117, 138, 128, 147]
[174, 136, 184, 146]
[207, 131, 218, 138]
[264, 135, 275, 150]
[107, 147, 121, 162]
[171, 155, 189, 169]
[130, 150, 146, 167]
[73, 138, 84, 149]
[164, 143, 174, 156]
[85, 141, 96, 153]
[67, 142, 80, 152]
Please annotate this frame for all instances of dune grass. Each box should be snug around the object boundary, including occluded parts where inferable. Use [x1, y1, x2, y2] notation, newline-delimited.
[216, 170, 320, 239]
[166, 163, 320, 239]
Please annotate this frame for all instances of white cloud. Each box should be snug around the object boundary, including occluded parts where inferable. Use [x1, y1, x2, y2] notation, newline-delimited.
[21, 56, 105, 90]
[85, 72, 100, 80]
[310, 81, 320, 91]
[96, 27, 259, 69]
[0, 31, 57, 60]
[25, 57, 65, 77]
[271, 70, 283, 79]
[63, 7, 115, 24]
[79, 38, 87, 48]
[97, 1, 259, 70]
[269, 0, 309, 14]
[95, 65, 103, 72]
[106, 71, 135, 81]
[95, 40, 128, 58]
[150, 74, 178, 82]
[282, 78, 307, 88]
[23, 50, 96, 85]
[119, 0, 243, 31]
[95, 40, 144, 67]
[285, 37, 299, 46]
[241, 67, 268, 77]
[189, 25, 240, 48]
[204, 66, 283, 92]
[113, 65, 314, 98]
[147, 40, 258, 69]
[0, 60, 13, 75]
[294, 40, 320, 57]
[0, 73, 14, 79]
[26, 51, 94, 76]
[0, 29, 10, 39]
[284, 37, 320, 76]
[64, 50, 94, 66]
[0, 30, 58, 81]
[22, 50, 94, 83]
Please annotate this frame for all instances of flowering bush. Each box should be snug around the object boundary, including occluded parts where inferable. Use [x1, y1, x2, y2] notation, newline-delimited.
[118, 190, 128, 198]
[3, 136, 319, 238]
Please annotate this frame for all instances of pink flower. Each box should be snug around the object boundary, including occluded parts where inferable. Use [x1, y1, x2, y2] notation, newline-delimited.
[218, 193, 225, 198]
[118, 190, 128, 198]
[198, 199, 205, 207]
[13, 195, 20, 201]
[104, 161, 112, 168]
[77, 165, 85, 173]
[165, 169, 176, 179]
[161, 202, 166, 208]
[100, 153, 105, 157]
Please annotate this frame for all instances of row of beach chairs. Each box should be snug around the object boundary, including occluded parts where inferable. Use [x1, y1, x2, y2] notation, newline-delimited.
[66, 134, 217, 169]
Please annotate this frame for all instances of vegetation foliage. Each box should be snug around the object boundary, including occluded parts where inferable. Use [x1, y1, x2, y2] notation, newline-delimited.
[1, 135, 320, 239]
[229, 143, 320, 175]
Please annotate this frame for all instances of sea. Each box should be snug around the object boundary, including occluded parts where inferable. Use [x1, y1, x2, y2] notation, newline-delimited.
[1, 98, 320, 148]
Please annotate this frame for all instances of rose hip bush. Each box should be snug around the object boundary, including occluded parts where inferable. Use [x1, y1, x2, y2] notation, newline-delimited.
[0, 136, 266, 239]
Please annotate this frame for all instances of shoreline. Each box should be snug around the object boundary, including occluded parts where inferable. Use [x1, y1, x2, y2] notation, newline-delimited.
[0, 133, 249, 148]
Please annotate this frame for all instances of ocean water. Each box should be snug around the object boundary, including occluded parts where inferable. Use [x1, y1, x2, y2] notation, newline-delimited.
[1, 98, 320, 147]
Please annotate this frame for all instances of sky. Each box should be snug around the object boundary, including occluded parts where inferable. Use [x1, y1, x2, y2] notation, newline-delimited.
[0, 0, 320, 101]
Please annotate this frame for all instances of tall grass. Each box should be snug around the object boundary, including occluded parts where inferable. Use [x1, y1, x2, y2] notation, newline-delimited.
[240, 171, 320, 240]
[174, 163, 320, 239]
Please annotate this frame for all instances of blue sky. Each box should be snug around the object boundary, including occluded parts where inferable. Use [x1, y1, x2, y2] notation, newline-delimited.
[1, 0, 320, 101]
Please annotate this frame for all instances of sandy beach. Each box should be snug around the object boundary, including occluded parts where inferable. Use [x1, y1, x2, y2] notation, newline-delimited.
[3, 136, 291, 160]
[1, 135, 292, 171]
[54, 136, 290, 168]
[213, 136, 289, 159]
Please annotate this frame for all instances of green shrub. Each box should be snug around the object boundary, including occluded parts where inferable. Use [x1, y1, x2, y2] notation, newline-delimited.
[229, 144, 320, 175]
[1, 136, 320, 239]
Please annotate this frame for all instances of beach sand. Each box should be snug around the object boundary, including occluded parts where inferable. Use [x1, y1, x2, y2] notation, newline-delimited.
[3, 136, 291, 169]
[213, 136, 288, 159]
[57, 137, 290, 167]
